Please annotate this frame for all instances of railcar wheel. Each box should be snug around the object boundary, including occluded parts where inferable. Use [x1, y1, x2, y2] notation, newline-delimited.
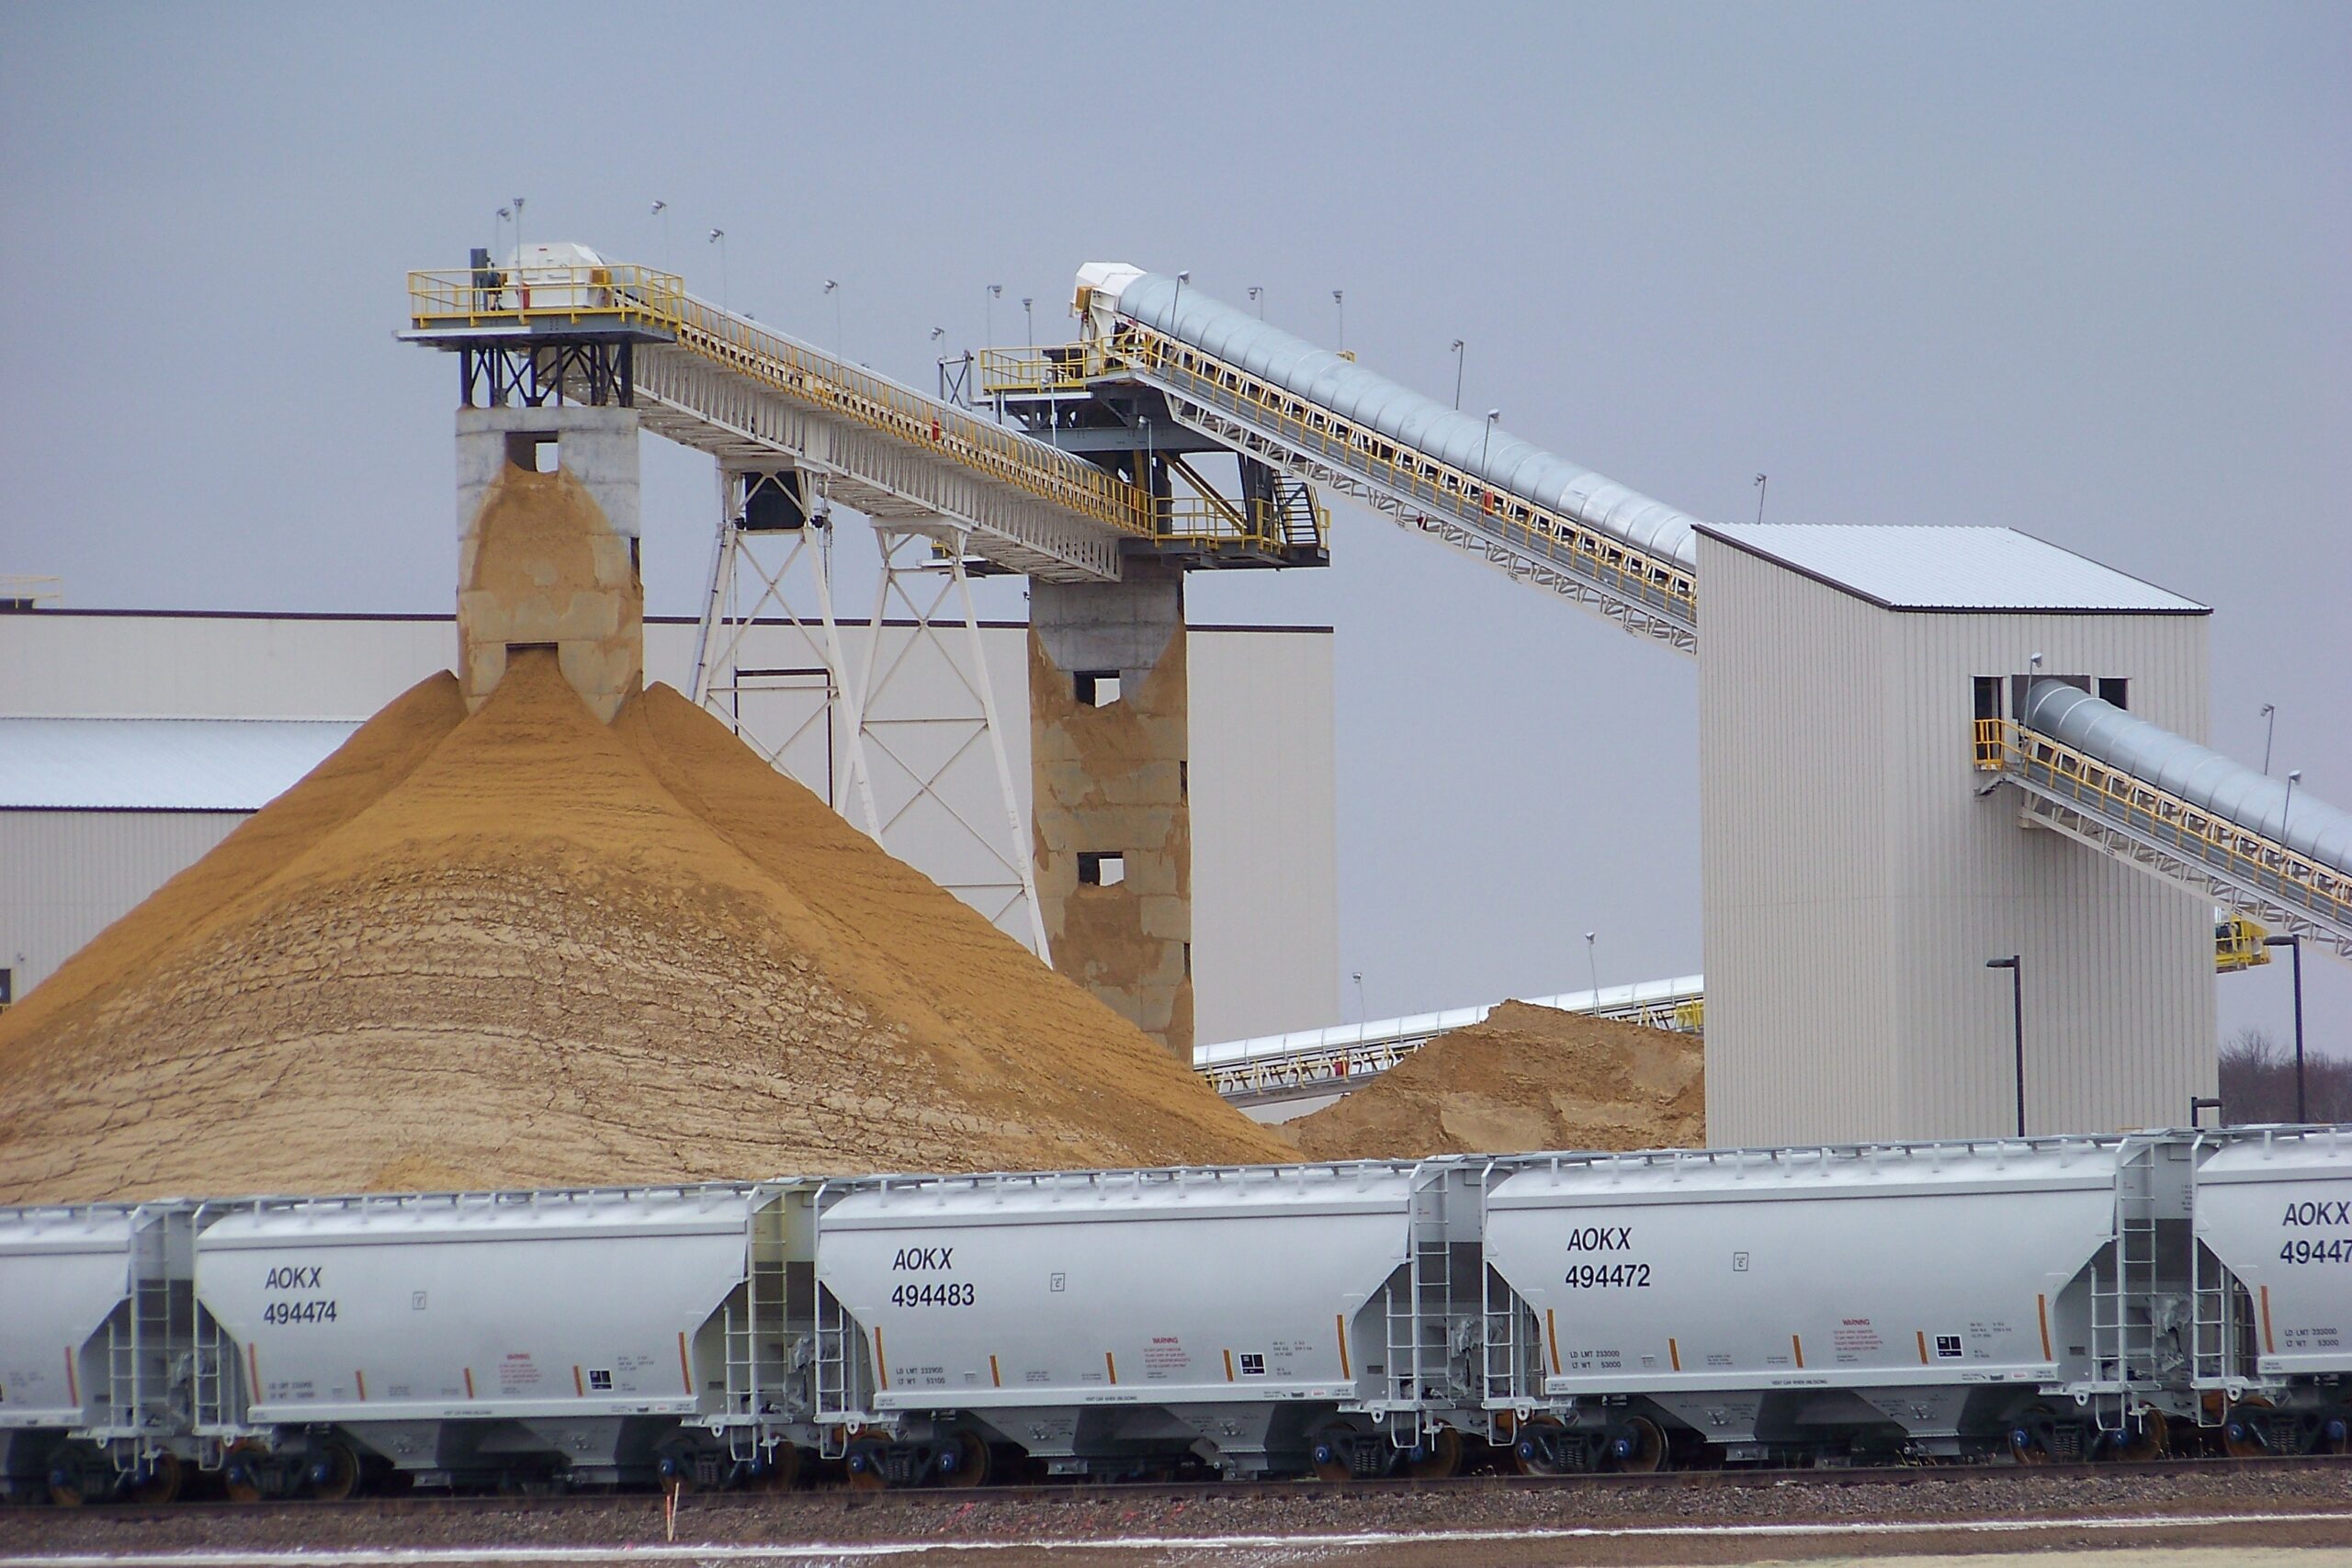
[747, 1442, 801, 1492]
[842, 1447, 888, 1491]
[221, 1441, 269, 1505]
[45, 1477, 87, 1508]
[1403, 1426, 1463, 1480]
[2107, 1410, 2167, 1462]
[934, 1430, 990, 1488]
[2319, 1413, 2350, 1457]
[1606, 1416, 1668, 1473]
[128, 1453, 184, 1506]
[1508, 1416, 1577, 1476]
[1307, 1427, 1356, 1483]
[2221, 1399, 2275, 1459]
[304, 1442, 360, 1502]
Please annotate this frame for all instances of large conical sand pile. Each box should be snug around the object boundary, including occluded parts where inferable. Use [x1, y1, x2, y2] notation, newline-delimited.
[0, 649, 1289, 1203]
[1284, 1000, 1704, 1161]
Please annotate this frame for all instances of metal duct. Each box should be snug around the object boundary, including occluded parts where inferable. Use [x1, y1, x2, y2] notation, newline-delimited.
[2022, 680, 2352, 873]
[1093, 269, 1705, 568]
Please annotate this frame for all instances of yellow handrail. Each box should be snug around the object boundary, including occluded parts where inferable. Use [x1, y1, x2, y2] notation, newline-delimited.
[410, 265, 1154, 541]
[1975, 718, 2351, 928]
[1083, 322, 1700, 626]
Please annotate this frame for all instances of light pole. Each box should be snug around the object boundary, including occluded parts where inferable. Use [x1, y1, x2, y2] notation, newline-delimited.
[2260, 704, 2277, 775]
[650, 199, 670, 270]
[1248, 286, 1264, 319]
[1451, 339, 1465, 410]
[1987, 956, 2024, 1136]
[1478, 409, 1501, 507]
[511, 196, 526, 258]
[986, 284, 1002, 347]
[1022, 296, 1034, 349]
[707, 229, 729, 311]
[1585, 931, 1600, 999]
[1352, 971, 1367, 1026]
[2263, 934, 2308, 1122]
[823, 279, 842, 359]
[1332, 289, 1344, 351]
[2282, 769, 2302, 831]
[1754, 472, 1768, 525]
[1170, 269, 1191, 321]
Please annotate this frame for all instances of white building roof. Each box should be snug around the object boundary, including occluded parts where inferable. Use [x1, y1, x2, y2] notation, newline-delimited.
[0, 717, 360, 811]
[1693, 524, 2207, 614]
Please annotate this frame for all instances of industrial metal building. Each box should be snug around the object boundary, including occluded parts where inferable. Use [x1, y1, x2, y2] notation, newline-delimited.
[1695, 525, 2216, 1144]
[0, 609, 1339, 1047]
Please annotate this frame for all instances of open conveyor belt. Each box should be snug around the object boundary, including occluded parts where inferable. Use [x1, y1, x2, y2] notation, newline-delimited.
[408, 264, 1151, 581]
[1194, 977, 1705, 1107]
[1980, 682, 2352, 959]
[1061, 266, 1703, 650]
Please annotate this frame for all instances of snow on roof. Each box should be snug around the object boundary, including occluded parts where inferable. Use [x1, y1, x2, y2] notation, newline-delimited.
[0, 717, 360, 811]
[1693, 524, 2207, 614]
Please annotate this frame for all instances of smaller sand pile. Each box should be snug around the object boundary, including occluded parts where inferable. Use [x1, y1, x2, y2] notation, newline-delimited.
[1286, 1000, 1704, 1160]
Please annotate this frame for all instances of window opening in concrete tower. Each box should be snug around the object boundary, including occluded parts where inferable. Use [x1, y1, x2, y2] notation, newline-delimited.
[504, 433, 560, 472]
[1077, 852, 1125, 886]
[1075, 671, 1121, 706]
[1973, 676, 2004, 766]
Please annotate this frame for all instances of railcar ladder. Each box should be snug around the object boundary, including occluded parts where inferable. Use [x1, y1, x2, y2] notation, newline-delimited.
[1384, 1174, 1459, 1445]
[2088, 1141, 2161, 1427]
[99, 1207, 191, 1461]
[812, 1284, 854, 1459]
[1482, 1266, 1541, 1410]
[722, 1204, 794, 1460]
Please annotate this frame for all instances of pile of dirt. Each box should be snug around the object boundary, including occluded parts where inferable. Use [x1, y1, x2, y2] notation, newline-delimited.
[1284, 1000, 1704, 1161]
[0, 649, 1289, 1204]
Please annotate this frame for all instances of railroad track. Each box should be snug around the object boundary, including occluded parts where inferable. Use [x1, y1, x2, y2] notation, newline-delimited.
[35, 1451, 2347, 1526]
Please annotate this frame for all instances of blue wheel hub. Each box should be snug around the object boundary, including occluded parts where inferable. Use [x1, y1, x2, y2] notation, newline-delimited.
[1516, 1439, 1537, 1461]
[2325, 1418, 2348, 1443]
[937, 1447, 959, 1473]
[846, 1452, 869, 1474]
[2009, 1427, 2031, 1450]
[1311, 1442, 1335, 1467]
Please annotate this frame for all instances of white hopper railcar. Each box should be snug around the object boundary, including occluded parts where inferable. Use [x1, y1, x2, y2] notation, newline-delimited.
[808, 1162, 1428, 1483]
[0, 1202, 196, 1505]
[1476, 1136, 2170, 1468]
[188, 1182, 821, 1497]
[2188, 1125, 2352, 1457]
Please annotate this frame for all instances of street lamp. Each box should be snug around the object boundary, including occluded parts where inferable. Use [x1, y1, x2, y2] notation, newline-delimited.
[1352, 971, 1367, 1025]
[1451, 339, 1465, 410]
[1022, 296, 1034, 349]
[2260, 703, 2277, 775]
[1753, 472, 1768, 525]
[2283, 770, 2302, 830]
[823, 278, 842, 358]
[1585, 931, 1600, 999]
[707, 229, 729, 310]
[1987, 956, 2025, 1136]
[1170, 269, 1191, 321]
[2263, 934, 2308, 1122]
[1332, 289, 1345, 351]
[986, 284, 1003, 347]
[1248, 286, 1264, 319]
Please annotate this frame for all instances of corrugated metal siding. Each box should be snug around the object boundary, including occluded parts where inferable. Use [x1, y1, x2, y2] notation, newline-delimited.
[1700, 537, 2214, 1145]
[1188, 631, 1340, 1043]
[0, 811, 243, 1000]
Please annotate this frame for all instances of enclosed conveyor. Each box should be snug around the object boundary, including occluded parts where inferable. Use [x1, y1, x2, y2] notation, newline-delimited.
[1056, 265, 1704, 649]
[1975, 682, 2352, 957]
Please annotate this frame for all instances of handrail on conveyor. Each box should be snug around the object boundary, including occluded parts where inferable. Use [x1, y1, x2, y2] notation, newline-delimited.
[408, 265, 1154, 542]
[1973, 717, 2352, 954]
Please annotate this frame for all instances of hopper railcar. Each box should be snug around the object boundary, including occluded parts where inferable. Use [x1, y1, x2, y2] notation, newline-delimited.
[1, 1126, 2344, 1503]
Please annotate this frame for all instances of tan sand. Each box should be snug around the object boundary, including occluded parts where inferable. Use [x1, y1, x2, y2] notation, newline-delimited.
[1284, 999, 1705, 1161]
[0, 649, 1288, 1204]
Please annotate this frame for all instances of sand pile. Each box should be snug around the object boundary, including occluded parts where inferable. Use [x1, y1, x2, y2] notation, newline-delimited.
[0, 649, 1289, 1203]
[1285, 1000, 1704, 1160]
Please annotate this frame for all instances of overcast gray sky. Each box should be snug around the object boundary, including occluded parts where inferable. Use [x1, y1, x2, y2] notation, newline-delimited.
[3, 1, 2345, 1055]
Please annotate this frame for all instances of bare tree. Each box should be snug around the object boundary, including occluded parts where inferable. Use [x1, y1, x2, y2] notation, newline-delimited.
[2219, 1026, 2352, 1124]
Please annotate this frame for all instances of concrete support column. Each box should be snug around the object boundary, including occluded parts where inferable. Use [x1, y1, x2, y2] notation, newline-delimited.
[1029, 566, 1193, 1057]
[455, 406, 643, 721]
